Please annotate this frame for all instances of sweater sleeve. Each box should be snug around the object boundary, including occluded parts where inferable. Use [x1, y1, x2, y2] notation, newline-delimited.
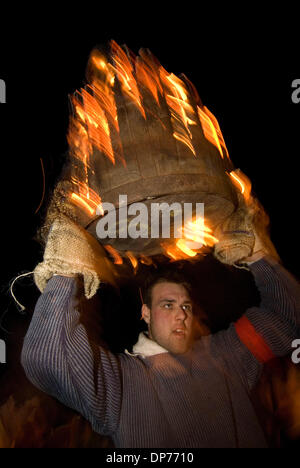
[21, 276, 122, 436]
[209, 256, 300, 390]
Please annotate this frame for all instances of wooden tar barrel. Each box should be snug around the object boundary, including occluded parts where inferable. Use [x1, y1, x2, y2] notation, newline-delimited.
[61, 41, 238, 256]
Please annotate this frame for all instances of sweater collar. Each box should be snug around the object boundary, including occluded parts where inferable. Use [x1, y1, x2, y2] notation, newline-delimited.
[125, 332, 169, 358]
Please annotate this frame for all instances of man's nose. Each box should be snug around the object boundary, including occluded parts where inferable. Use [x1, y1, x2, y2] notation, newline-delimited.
[175, 305, 187, 320]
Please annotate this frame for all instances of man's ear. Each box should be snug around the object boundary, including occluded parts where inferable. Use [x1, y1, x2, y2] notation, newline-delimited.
[141, 304, 151, 325]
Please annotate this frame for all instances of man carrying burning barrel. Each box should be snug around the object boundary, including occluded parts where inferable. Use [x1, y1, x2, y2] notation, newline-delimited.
[21, 42, 300, 448]
[20, 189, 300, 448]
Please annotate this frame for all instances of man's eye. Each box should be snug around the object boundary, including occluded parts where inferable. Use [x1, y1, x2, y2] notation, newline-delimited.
[163, 303, 172, 309]
[182, 305, 192, 312]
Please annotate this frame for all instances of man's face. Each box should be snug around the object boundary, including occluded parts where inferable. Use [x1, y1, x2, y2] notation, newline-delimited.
[142, 282, 195, 355]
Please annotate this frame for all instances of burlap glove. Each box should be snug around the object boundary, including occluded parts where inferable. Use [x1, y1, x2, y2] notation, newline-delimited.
[34, 215, 118, 299]
[213, 195, 280, 266]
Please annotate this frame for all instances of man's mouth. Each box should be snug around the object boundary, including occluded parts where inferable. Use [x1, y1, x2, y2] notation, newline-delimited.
[173, 328, 186, 336]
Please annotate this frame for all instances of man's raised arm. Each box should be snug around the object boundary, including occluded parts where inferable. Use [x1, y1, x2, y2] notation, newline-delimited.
[21, 215, 122, 436]
[210, 195, 300, 390]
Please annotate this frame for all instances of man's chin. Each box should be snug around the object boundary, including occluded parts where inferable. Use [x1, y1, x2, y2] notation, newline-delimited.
[167, 338, 193, 355]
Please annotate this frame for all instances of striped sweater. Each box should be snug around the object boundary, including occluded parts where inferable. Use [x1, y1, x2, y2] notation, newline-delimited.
[21, 256, 300, 448]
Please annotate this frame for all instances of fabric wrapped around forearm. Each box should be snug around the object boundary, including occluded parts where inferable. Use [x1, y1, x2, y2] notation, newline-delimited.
[37, 180, 92, 246]
[213, 195, 280, 265]
[213, 204, 255, 265]
[34, 215, 117, 299]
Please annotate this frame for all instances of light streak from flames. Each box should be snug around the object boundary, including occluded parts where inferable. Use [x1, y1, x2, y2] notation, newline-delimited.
[203, 106, 230, 159]
[181, 218, 219, 248]
[110, 40, 146, 119]
[202, 106, 230, 160]
[67, 112, 92, 168]
[159, 67, 197, 156]
[74, 88, 115, 165]
[229, 169, 252, 201]
[126, 251, 138, 271]
[135, 55, 162, 106]
[67, 53, 119, 216]
[71, 193, 95, 216]
[91, 55, 115, 88]
[70, 177, 102, 217]
[139, 255, 154, 266]
[163, 217, 219, 260]
[176, 239, 198, 257]
[88, 52, 120, 134]
[68, 112, 91, 207]
[164, 243, 190, 261]
[197, 105, 224, 158]
[92, 84, 119, 132]
[104, 245, 123, 265]
[165, 249, 178, 260]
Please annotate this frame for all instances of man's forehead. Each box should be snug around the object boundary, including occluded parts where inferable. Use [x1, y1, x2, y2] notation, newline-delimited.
[152, 282, 191, 301]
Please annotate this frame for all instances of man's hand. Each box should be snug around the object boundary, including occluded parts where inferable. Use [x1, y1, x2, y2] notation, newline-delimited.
[213, 193, 280, 266]
[243, 195, 280, 264]
[34, 215, 118, 299]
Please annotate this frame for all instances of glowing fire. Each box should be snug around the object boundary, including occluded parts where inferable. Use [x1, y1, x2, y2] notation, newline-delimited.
[139, 255, 154, 266]
[110, 40, 146, 119]
[202, 106, 230, 160]
[104, 245, 123, 265]
[65, 41, 235, 266]
[135, 49, 163, 106]
[197, 106, 224, 158]
[181, 218, 219, 248]
[70, 177, 102, 217]
[176, 239, 198, 258]
[229, 169, 252, 201]
[126, 251, 138, 271]
[163, 217, 219, 260]
[71, 88, 115, 165]
[159, 67, 197, 156]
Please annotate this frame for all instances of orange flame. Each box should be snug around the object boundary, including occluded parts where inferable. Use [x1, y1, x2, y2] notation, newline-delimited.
[67, 51, 122, 218]
[91, 54, 115, 88]
[104, 245, 123, 265]
[181, 218, 219, 248]
[89, 52, 120, 135]
[126, 251, 138, 271]
[163, 217, 219, 260]
[70, 177, 102, 217]
[159, 67, 197, 156]
[202, 106, 230, 160]
[67, 112, 92, 168]
[164, 243, 191, 261]
[139, 255, 154, 266]
[175, 217, 218, 258]
[197, 106, 224, 158]
[176, 239, 198, 257]
[135, 55, 161, 106]
[70, 193, 95, 216]
[229, 169, 252, 201]
[110, 41, 145, 119]
[74, 88, 115, 165]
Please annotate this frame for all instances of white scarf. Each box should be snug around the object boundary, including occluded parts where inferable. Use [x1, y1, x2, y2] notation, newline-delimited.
[125, 332, 168, 358]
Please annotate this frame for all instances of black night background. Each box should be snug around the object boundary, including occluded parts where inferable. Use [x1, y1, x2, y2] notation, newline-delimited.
[0, 9, 299, 449]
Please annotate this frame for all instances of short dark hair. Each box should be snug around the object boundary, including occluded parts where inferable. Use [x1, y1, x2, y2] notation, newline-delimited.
[142, 269, 193, 309]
